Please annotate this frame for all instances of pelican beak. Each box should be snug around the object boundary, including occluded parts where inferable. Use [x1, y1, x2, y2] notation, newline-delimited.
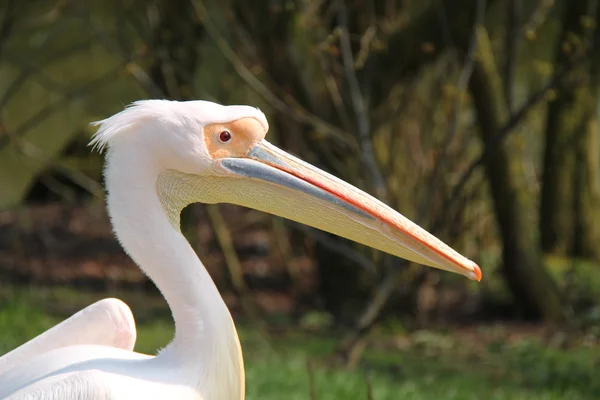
[216, 140, 481, 281]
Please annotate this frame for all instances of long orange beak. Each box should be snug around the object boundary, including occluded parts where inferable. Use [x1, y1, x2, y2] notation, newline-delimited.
[215, 140, 481, 281]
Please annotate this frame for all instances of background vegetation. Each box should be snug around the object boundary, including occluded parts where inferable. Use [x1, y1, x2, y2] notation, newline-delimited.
[0, 0, 599, 398]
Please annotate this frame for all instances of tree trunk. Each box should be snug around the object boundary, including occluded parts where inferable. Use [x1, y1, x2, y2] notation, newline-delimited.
[540, 0, 600, 259]
[467, 27, 564, 321]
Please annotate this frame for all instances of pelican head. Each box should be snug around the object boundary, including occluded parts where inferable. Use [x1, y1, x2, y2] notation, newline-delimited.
[91, 99, 481, 281]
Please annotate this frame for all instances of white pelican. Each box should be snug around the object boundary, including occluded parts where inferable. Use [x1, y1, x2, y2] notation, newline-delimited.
[0, 100, 481, 399]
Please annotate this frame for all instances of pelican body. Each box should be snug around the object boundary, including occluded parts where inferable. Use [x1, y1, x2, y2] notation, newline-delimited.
[0, 100, 481, 399]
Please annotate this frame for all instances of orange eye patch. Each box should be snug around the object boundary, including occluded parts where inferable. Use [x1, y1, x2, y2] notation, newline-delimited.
[204, 117, 266, 159]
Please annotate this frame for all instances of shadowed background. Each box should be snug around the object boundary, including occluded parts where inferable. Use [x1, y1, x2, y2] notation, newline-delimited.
[0, 0, 599, 398]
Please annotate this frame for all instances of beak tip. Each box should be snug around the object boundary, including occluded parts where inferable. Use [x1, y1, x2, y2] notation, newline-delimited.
[470, 262, 482, 282]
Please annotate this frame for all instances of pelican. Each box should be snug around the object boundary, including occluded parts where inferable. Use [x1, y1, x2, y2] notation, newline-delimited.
[0, 100, 481, 399]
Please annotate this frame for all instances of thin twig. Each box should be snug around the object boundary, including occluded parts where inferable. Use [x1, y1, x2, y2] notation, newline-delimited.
[0, 0, 17, 60]
[365, 373, 374, 400]
[0, 70, 29, 111]
[316, 43, 353, 132]
[336, 261, 405, 367]
[504, 0, 521, 113]
[52, 160, 104, 198]
[270, 218, 303, 293]
[292, 223, 377, 275]
[522, 0, 555, 40]
[205, 205, 249, 297]
[434, 0, 456, 50]
[307, 359, 318, 400]
[337, 0, 387, 200]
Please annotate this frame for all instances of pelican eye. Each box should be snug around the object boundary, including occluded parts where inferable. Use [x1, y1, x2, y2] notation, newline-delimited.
[219, 131, 232, 143]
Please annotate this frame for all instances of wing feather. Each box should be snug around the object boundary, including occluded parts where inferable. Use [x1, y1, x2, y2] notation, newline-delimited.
[6, 370, 112, 400]
[0, 299, 136, 375]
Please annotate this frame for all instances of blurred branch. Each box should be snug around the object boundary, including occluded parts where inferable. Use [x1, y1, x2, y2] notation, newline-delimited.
[15, 0, 71, 32]
[38, 174, 77, 202]
[87, 12, 165, 98]
[191, 0, 358, 151]
[0, 0, 16, 59]
[145, 0, 204, 101]
[0, 123, 103, 199]
[365, 374, 374, 400]
[337, 0, 386, 200]
[0, 71, 28, 111]
[338, 265, 405, 367]
[0, 39, 95, 110]
[292, 224, 377, 275]
[446, 173, 487, 237]
[316, 37, 353, 132]
[270, 218, 303, 293]
[0, 64, 124, 151]
[123, 63, 166, 99]
[355, 26, 377, 70]
[92, 2, 214, 100]
[113, 0, 152, 51]
[205, 206, 251, 301]
[52, 160, 104, 198]
[87, 2, 199, 99]
[504, 0, 521, 113]
[523, 0, 554, 40]
[434, 0, 456, 50]
[3, 53, 73, 93]
[306, 359, 318, 400]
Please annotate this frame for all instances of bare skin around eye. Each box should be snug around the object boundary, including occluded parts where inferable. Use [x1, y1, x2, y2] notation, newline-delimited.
[204, 117, 266, 159]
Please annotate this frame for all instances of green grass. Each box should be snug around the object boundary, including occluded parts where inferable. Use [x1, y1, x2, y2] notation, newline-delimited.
[1, 286, 598, 399]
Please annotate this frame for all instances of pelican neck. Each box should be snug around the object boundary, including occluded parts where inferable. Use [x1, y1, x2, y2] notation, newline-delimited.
[103, 147, 244, 396]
